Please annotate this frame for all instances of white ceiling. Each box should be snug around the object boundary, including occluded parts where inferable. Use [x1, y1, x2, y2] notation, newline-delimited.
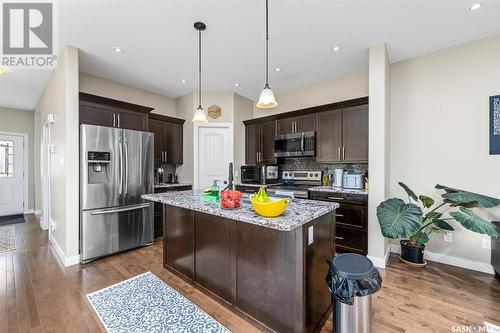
[1, 0, 499, 111]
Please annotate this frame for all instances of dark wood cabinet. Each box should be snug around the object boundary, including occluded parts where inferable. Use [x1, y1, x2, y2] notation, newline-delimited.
[153, 185, 192, 237]
[148, 114, 185, 165]
[276, 114, 316, 134]
[309, 191, 368, 255]
[164, 205, 195, 279]
[79, 93, 153, 131]
[245, 121, 276, 164]
[317, 110, 343, 162]
[343, 105, 369, 162]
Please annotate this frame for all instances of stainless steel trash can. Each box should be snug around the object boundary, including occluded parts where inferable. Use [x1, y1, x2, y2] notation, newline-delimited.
[326, 253, 382, 333]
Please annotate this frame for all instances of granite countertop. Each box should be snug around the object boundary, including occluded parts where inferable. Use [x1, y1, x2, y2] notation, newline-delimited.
[154, 183, 192, 189]
[308, 186, 368, 195]
[142, 190, 338, 231]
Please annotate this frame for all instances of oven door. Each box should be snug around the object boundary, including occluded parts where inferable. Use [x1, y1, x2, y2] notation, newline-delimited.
[241, 166, 261, 184]
[274, 133, 304, 157]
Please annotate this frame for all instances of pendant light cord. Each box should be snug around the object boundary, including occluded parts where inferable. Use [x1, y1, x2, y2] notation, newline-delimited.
[265, 0, 269, 87]
[198, 29, 202, 108]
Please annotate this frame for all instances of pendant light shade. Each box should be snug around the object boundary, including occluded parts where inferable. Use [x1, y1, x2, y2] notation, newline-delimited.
[192, 22, 209, 124]
[257, 0, 278, 109]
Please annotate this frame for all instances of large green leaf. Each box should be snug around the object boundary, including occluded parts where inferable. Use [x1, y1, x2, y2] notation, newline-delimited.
[419, 195, 435, 208]
[377, 198, 423, 239]
[449, 207, 500, 238]
[432, 219, 454, 231]
[411, 231, 429, 245]
[443, 199, 479, 208]
[399, 182, 418, 201]
[436, 184, 500, 208]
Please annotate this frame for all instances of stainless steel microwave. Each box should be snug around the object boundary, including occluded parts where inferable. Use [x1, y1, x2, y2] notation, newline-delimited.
[240, 165, 278, 184]
[274, 131, 315, 157]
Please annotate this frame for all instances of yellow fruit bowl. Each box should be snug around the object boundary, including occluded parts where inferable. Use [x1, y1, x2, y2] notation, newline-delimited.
[250, 196, 290, 218]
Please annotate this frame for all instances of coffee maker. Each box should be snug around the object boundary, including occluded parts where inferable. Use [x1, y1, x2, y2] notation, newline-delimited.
[154, 168, 164, 185]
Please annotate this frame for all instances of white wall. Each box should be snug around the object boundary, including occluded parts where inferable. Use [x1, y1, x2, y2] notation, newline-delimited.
[253, 71, 368, 118]
[35, 45, 80, 264]
[79, 72, 176, 117]
[390, 34, 500, 267]
[175, 93, 196, 184]
[0, 108, 35, 211]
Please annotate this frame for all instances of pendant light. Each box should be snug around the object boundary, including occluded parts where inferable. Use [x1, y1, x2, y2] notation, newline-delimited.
[192, 21, 208, 124]
[257, 0, 278, 109]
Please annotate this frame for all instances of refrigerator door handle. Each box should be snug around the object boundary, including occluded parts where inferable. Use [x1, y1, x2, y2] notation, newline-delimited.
[90, 203, 151, 215]
[124, 141, 129, 195]
[118, 141, 123, 195]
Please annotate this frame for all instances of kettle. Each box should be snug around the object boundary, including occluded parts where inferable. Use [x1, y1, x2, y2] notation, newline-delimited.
[333, 168, 344, 187]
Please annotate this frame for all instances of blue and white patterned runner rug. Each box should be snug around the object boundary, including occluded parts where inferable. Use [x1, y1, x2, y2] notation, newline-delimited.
[87, 271, 232, 333]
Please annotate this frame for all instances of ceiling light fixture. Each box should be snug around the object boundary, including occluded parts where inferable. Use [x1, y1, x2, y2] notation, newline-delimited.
[275, 67, 281, 72]
[113, 47, 123, 53]
[235, 83, 240, 87]
[469, 2, 482, 10]
[192, 22, 208, 124]
[333, 45, 341, 52]
[0, 66, 8, 75]
[257, 0, 278, 109]
[181, 79, 187, 83]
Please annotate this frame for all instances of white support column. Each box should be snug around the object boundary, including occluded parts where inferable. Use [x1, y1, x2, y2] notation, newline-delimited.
[367, 43, 391, 268]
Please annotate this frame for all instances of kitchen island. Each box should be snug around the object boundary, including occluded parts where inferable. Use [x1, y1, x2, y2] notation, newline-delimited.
[142, 191, 338, 333]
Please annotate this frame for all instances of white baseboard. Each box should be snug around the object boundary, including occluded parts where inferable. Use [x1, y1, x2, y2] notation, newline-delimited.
[390, 244, 495, 275]
[49, 234, 80, 267]
[23, 209, 41, 215]
[368, 246, 391, 269]
[33, 210, 42, 215]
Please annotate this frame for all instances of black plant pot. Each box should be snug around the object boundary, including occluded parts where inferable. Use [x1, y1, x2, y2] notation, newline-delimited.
[400, 240, 425, 264]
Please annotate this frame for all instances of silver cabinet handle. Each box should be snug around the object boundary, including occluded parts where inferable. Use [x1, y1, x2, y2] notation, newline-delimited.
[117, 114, 121, 128]
[342, 146, 345, 160]
[256, 152, 259, 163]
[301, 132, 305, 153]
[91, 203, 151, 215]
[165, 149, 168, 162]
[335, 236, 344, 240]
[328, 196, 344, 200]
[338, 147, 341, 160]
[335, 214, 344, 217]
[113, 113, 116, 127]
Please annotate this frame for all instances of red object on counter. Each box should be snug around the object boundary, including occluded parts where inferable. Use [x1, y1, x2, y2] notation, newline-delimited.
[221, 190, 242, 209]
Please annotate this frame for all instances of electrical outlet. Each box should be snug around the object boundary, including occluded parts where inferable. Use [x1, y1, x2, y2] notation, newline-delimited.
[50, 218, 56, 232]
[482, 238, 491, 250]
[444, 233, 453, 243]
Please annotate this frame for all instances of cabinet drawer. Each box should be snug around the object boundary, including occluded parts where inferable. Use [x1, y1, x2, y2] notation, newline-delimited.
[309, 191, 367, 204]
[335, 226, 367, 254]
[335, 205, 367, 229]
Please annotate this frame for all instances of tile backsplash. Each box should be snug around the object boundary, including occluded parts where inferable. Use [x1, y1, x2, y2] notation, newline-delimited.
[277, 157, 368, 176]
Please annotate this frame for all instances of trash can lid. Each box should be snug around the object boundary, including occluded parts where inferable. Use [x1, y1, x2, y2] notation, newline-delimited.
[331, 253, 374, 280]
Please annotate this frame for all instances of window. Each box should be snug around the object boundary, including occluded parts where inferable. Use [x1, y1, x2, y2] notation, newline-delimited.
[0, 140, 14, 177]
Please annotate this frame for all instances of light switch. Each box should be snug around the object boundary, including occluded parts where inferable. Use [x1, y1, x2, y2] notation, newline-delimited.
[59, 157, 64, 166]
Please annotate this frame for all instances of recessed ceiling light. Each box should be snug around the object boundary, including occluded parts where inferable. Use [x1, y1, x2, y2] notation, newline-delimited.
[0, 66, 8, 75]
[469, 2, 482, 10]
[113, 47, 123, 53]
[234, 83, 240, 87]
[181, 79, 187, 83]
[333, 45, 341, 52]
[275, 67, 281, 72]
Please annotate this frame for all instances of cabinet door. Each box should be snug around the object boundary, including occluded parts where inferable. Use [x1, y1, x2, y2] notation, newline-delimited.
[164, 122, 183, 165]
[316, 110, 343, 162]
[296, 114, 316, 132]
[245, 124, 260, 164]
[79, 101, 115, 127]
[342, 105, 368, 162]
[165, 206, 194, 279]
[116, 108, 148, 131]
[148, 118, 165, 165]
[259, 121, 276, 164]
[276, 117, 295, 134]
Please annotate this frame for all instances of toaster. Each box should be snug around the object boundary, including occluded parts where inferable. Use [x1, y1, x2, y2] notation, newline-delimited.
[342, 173, 365, 189]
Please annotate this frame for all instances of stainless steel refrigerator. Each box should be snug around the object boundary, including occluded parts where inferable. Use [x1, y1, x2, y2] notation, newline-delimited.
[80, 124, 154, 263]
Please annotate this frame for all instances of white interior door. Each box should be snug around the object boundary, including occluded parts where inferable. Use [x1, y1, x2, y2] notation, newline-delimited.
[0, 134, 24, 216]
[197, 125, 231, 190]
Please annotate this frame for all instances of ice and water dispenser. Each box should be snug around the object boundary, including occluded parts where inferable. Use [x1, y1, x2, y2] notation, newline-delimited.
[87, 151, 111, 184]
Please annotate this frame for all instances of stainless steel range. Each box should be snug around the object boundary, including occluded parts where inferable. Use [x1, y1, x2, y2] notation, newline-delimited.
[267, 170, 322, 199]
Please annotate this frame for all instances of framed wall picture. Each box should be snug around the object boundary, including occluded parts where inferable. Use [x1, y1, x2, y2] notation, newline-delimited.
[490, 95, 500, 155]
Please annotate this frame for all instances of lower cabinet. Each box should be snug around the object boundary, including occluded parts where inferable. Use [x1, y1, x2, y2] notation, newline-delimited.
[309, 191, 368, 255]
[153, 185, 192, 237]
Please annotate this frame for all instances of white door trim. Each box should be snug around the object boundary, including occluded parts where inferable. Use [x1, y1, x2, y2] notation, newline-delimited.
[193, 123, 234, 190]
[0, 131, 28, 215]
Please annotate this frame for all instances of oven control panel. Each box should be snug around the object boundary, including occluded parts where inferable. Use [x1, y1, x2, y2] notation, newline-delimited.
[282, 170, 322, 181]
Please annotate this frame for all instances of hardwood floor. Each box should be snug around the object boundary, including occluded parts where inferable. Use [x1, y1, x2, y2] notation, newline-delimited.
[0, 215, 499, 332]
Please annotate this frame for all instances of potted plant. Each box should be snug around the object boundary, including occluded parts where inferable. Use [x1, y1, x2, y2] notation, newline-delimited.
[377, 183, 500, 265]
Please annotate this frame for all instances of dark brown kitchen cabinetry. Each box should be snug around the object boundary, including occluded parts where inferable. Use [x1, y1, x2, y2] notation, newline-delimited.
[245, 120, 276, 164]
[148, 113, 185, 165]
[309, 191, 368, 255]
[153, 185, 192, 237]
[317, 105, 368, 163]
[79, 92, 152, 131]
[276, 114, 316, 134]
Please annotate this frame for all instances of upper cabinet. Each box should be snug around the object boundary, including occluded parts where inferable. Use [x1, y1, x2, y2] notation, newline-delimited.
[317, 105, 368, 163]
[148, 113, 185, 165]
[276, 114, 316, 134]
[245, 120, 276, 164]
[79, 92, 152, 132]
